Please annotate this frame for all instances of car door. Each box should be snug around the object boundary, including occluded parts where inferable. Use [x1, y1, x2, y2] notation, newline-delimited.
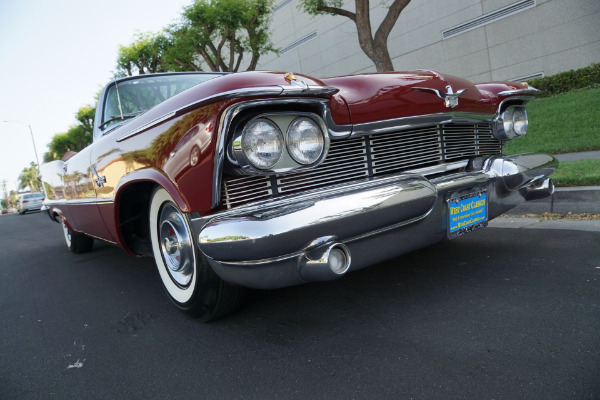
[63, 145, 116, 242]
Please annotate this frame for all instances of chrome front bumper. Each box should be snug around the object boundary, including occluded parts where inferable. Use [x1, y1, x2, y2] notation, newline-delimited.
[191, 153, 557, 289]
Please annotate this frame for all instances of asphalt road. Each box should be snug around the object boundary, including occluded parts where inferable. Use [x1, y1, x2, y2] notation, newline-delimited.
[1, 211, 599, 399]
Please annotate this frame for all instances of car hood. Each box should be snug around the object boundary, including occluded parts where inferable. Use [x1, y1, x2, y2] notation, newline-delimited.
[321, 70, 497, 124]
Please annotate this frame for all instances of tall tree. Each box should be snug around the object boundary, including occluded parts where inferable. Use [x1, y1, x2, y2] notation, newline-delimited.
[299, 0, 411, 72]
[116, 32, 170, 76]
[18, 162, 42, 192]
[163, 0, 275, 72]
[43, 105, 96, 162]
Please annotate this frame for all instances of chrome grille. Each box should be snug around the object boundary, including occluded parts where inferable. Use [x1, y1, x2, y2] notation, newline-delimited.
[277, 138, 368, 193]
[371, 126, 441, 175]
[221, 123, 501, 209]
[443, 123, 499, 160]
[222, 175, 272, 209]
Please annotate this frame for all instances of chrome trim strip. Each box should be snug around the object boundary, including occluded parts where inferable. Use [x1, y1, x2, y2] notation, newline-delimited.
[402, 160, 469, 176]
[117, 111, 176, 142]
[345, 209, 435, 245]
[498, 87, 541, 96]
[47, 198, 115, 206]
[350, 112, 494, 137]
[278, 84, 339, 96]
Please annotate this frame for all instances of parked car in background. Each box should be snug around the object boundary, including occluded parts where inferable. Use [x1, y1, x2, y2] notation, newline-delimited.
[40, 70, 557, 321]
[18, 192, 45, 214]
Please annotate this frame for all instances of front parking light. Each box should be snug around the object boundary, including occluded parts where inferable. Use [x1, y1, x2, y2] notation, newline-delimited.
[499, 105, 528, 140]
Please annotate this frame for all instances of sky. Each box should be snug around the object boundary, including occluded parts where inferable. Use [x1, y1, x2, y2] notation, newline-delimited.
[0, 0, 193, 193]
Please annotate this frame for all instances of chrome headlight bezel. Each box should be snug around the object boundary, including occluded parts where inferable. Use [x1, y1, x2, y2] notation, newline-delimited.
[231, 112, 329, 175]
[493, 105, 529, 141]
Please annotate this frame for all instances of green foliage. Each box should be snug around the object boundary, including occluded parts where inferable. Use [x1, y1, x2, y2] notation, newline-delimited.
[550, 159, 600, 187]
[163, 0, 275, 72]
[44, 104, 96, 162]
[528, 63, 600, 98]
[115, 0, 275, 74]
[300, 0, 343, 16]
[116, 32, 170, 76]
[18, 162, 42, 192]
[503, 87, 600, 155]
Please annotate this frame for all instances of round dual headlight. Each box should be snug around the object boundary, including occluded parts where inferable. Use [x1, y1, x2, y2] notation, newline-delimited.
[241, 118, 284, 169]
[501, 106, 528, 139]
[287, 117, 324, 165]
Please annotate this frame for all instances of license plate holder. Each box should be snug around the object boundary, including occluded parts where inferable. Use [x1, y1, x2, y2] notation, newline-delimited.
[447, 190, 488, 239]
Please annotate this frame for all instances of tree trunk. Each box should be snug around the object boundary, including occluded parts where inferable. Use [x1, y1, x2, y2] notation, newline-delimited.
[315, 0, 411, 72]
[368, 41, 394, 72]
[196, 45, 218, 71]
[174, 58, 203, 71]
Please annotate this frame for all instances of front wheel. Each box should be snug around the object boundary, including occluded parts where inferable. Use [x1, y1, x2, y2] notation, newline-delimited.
[62, 219, 94, 253]
[149, 187, 244, 321]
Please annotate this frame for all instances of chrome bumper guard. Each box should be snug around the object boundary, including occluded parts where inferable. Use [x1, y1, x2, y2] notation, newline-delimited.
[191, 153, 557, 289]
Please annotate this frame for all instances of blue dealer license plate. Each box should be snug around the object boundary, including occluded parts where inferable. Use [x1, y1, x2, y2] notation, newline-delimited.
[448, 192, 488, 239]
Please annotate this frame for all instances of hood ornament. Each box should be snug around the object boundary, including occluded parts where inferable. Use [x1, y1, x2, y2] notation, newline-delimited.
[412, 85, 468, 108]
[283, 72, 308, 91]
[284, 72, 297, 82]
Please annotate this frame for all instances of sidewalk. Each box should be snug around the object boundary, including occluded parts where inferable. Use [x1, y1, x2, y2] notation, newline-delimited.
[507, 150, 600, 215]
[507, 186, 600, 214]
[492, 150, 600, 231]
[489, 216, 600, 232]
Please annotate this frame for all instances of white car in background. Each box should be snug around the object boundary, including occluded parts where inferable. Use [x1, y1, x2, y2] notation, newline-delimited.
[18, 192, 45, 214]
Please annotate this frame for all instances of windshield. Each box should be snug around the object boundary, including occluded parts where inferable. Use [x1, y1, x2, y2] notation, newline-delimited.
[100, 73, 221, 133]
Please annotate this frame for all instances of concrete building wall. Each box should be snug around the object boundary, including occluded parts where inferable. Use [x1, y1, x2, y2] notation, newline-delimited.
[255, 0, 600, 82]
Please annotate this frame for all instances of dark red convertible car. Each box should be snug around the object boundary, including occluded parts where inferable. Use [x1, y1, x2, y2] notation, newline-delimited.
[40, 70, 557, 320]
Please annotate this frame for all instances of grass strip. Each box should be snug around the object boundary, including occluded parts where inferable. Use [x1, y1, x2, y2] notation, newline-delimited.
[551, 159, 600, 187]
[503, 87, 600, 155]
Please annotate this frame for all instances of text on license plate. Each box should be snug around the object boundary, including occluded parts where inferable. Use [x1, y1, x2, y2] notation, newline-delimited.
[448, 193, 487, 235]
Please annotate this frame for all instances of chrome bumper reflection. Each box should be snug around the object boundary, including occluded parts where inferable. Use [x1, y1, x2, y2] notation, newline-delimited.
[192, 153, 557, 289]
[199, 176, 437, 261]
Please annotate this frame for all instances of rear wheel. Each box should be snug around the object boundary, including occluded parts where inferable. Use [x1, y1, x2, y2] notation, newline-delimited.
[62, 219, 94, 253]
[149, 187, 244, 321]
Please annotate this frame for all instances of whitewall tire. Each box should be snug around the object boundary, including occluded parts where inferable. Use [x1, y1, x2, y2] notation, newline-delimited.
[149, 187, 243, 321]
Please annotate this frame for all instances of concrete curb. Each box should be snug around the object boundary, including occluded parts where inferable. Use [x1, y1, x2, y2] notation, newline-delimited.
[488, 217, 600, 232]
[507, 186, 600, 215]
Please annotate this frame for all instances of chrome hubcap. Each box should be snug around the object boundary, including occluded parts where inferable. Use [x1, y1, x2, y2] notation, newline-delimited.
[158, 203, 194, 287]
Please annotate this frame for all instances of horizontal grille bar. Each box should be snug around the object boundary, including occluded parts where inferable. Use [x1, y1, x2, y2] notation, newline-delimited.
[221, 123, 502, 209]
